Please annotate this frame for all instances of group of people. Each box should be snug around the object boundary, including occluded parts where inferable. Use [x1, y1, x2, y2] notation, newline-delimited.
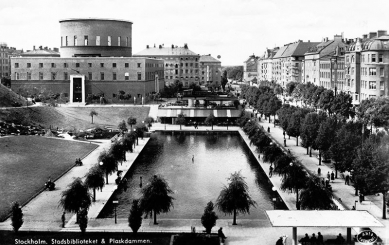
[75, 158, 83, 166]
[45, 177, 55, 191]
[296, 233, 345, 245]
[115, 171, 128, 192]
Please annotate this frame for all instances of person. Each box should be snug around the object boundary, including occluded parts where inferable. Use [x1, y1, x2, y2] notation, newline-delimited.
[218, 227, 227, 243]
[140, 176, 143, 188]
[299, 234, 310, 245]
[345, 175, 350, 185]
[317, 232, 324, 245]
[283, 131, 286, 139]
[327, 171, 330, 180]
[276, 237, 283, 245]
[336, 233, 345, 244]
[282, 235, 288, 245]
[267, 127, 270, 133]
[115, 176, 122, 185]
[61, 212, 66, 228]
[318, 167, 321, 176]
[269, 164, 273, 177]
[321, 178, 325, 186]
[121, 177, 128, 192]
[331, 171, 335, 182]
[352, 205, 356, 210]
[310, 233, 317, 245]
[192, 155, 194, 163]
[284, 138, 287, 147]
[258, 154, 261, 160]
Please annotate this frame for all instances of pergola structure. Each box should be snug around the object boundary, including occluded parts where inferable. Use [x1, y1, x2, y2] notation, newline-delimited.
[266, 210, 384, 245]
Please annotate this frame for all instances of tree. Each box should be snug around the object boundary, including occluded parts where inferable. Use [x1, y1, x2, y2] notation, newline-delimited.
[122, 134, 134, 153]
[110, 141, 126, 164]
[205, 112, 216, 130]
[277, 105, 296, 133]
[221, 70, 228, 91]
[262, 144, 284, 164]
[144, 117, 155, 129]
[84, 165, 105, 202]
[89, 110, 98, 124]
[118, 120, 128, 133]
[201, 201, 218, 234]
[318, 89, 334, 115]
[312, 86, 325, 110]
[273, 155, 294, 176]
[128, 199, 143, 234]
[127, 117, 137, 130]
[315, 117, 337, 165]
[98, 151, 118, 184]
[11, 202, 23, 232]
[59, 178, 92, 224]
[300, 112, 321, 157]
[299, 176, 334, 210]
[79, 208, 88, 233]
[267, 96, 282, 124]
[140, 175, 174, 225]
[287, 109, 308, 146]
[280, 165, 308, 210]
[216, 171, 256, 225]
[331, 91, 355, 121]
[285, 82, 297, 96]
[176, 113, 186, 130]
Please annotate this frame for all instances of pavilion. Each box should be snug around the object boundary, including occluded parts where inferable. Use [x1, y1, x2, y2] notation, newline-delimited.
[266, 210, 384, 245]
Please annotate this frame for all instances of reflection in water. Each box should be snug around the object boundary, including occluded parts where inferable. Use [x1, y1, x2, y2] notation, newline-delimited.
[98, 132, 287, 219]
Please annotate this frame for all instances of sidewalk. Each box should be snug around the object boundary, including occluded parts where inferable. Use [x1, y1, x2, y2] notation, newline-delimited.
[256, 116, 388, 244]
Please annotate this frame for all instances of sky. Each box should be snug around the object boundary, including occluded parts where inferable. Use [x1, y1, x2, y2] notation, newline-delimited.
[1, 0, 389, 66]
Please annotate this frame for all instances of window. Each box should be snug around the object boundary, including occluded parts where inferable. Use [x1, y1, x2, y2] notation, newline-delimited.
[100, 72, 104, 80]
[100, 63, 104, 68]
[108, 36, 111, 46]
[96, 36, 100, 46]
[27, 72, 31, 80]
[88, 72, 92, 80]
[39, 63, 43, 68]
[15, 63, 19, 68]
[380, 67, 384, 76]
[369, 68, 377, 76]
[64, 72, 68, 80]
[125, 73, 129, 80]
[137, 72, 141, 80]
[125, 63, 129, 68]
[76, 63, 80, 68]
[126, 37, 128, 47]
[379, 54, 383, 63]
[66, 36, 68, 46]
[13, 72, 18, 80]
[351, 55, 355, 63]
[84, 36, 88, 46]
[113, 63, 116, 68]
[372, 54, 376, 62]
[88, 63, 92, 68]
[380, 81, 385, 90]
[51, 72, 56, 80]
[118, 36, 121, 46]
[351, 67, 354, 75]
[74, 35, 77, 46]
[61, 37, 63, 46]
[64, 63, 68, 68]
[51, 63, 56, 68]
[27, 63, 31, 68]
[369, 81, 376, 90]
[137, 63, 141, 68]
[39, 72, 43, 80]
[113, 72, 117, 80]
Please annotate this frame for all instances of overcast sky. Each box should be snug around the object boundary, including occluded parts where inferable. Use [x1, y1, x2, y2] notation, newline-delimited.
[1, 0, 389, 66]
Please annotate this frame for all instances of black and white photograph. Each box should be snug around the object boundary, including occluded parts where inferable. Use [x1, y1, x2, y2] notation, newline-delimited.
[0, 0, 388, 244]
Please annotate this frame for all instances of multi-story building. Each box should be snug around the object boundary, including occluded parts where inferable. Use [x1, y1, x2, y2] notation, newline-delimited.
[303, 35, 348, 90]
[346, 30, 389, 103]
[0, 43, 23, 80]
[133, 44, 200, 87]
[243, 54, 259, 83]
[199, 54, 221, 86]
[11, 18, 164, 104]
[258, 48, 279, 82]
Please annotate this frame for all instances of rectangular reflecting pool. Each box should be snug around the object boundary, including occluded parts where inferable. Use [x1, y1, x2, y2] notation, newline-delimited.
[98, 131, 286, 220]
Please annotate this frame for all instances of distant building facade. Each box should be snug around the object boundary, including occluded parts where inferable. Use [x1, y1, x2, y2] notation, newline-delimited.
[199, 54, 221, 86]
[243, 54, 259, 83]
[0, 43, 23, 79]
[133, 44, 200, 87]
[11, 18, 164, 104]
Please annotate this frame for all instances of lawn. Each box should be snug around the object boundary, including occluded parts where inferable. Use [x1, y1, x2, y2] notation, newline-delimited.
[0, 106, 150, 131]
[0, 136, 98, 221]
[0, 231, 172, 245]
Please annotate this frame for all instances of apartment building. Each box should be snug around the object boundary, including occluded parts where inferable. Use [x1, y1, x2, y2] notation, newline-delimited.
[199, 54, 221, 86]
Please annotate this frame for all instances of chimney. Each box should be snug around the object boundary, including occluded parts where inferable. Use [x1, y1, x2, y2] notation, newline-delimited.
[44, 46, 48, 50]
[146, 45, 149, 49]
[33, 45, 35, 50]
[39, 46, 42, 50]
[377, 30, 387, 37]
[363, 34, 368, 39]
[159, 45, 162, 49]
[369, 32, 377, 39]
[53, 48, 59, 52]
[171, 44, 174, 49]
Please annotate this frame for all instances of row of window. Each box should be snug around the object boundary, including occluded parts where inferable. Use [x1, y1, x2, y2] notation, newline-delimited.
[361, 67, 384, 76]
[15, 62, 144, 69]
[361, 80, 385, 90]
[14, 72, 144, 81]
[347, 54, 384, 63]
[62, 35, 130, 47]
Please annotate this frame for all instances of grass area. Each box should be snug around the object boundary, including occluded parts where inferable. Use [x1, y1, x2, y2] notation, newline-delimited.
[0, 231, 172, 245]
[0, 136, 98, 221]
[0, 84, 29, 107]
[0, 106, 150, 131]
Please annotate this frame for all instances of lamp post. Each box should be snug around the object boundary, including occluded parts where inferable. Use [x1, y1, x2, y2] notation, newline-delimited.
[134, 129, 138, 145]
[112, 199, 118, 224]
[272, 186, 277, 209]
[227, 119, 229, 130]
[290, 162, 299, 210]
[100, 161, 108, 184]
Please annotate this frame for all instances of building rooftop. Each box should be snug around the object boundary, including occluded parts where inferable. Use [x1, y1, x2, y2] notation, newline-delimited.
[59, 18, 133, 24]
[134, 46, 199, 57]
[199, 55, 220, 63]
[20, 48, 60, 57]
